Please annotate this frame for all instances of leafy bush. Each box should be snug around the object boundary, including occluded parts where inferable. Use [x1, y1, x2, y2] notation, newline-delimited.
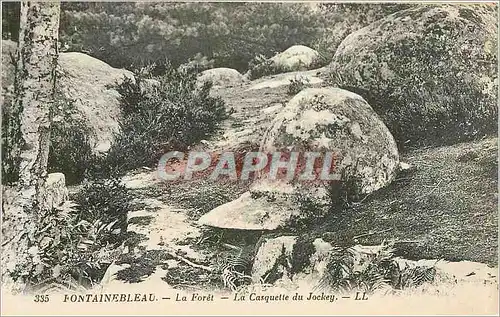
[72, 178, 131, 247]
[28, 178, 132, 290]
[28, 200, 80, 288]
[99, 62, 228, 175]
[316, 242, 439, 294]
[287, 75, 311, 95]
[317, 243, 394, 294]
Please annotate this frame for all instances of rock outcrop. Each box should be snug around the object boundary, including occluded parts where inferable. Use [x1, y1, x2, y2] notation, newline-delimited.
[326, 4, 498, 147]
[199, 87, 399, 230]
[57, 52, 132, 152]
[2, 40, 132, 152]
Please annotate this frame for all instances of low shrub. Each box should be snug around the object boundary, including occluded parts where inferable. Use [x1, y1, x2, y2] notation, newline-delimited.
[317, 243, 394, 294]
[317, 242, 438, 294]
[247, 54, 289, 80]
[287, 75, 311, 95]
[98, 62, 229, 176]
[72, 177, 131, 247]
[27, 200, 80, 289]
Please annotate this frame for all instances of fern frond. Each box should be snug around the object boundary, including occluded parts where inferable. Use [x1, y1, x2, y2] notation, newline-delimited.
[316, 243, 395, 294]
[389, 258, 439, 289]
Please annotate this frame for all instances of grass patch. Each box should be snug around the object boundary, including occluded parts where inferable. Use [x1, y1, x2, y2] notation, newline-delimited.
[128, 216, 154, 226]
[94, 62, 229, 178]
[310, 137, 498, 265]
[115, 250, 172, 283]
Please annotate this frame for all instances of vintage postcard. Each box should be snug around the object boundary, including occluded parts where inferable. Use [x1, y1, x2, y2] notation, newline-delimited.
[1, 1, 498, 316]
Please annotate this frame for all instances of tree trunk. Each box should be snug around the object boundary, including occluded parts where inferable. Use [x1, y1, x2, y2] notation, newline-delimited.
[1, 1, 60, 293]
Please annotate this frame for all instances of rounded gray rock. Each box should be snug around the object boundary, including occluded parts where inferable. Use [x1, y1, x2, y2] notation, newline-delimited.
[325, 4, 498, 147]
[198, 87, 399, 230]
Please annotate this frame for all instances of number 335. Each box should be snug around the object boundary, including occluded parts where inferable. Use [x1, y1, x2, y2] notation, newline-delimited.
[34, 294, 50, 302]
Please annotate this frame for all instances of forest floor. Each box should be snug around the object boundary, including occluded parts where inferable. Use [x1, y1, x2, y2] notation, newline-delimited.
[97, 67, 498, 292]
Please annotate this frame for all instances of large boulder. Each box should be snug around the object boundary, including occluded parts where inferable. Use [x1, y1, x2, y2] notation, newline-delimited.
[261, 87, 400, 193]
[251, 236, 336, 287]
[198, 88, 400, 230]
[270, 45, 320, 71]
[57, 52, 132, 152]
[2, 41, 132, 152]
[325, 4, 498, 148]
[197, 67, 248, 88]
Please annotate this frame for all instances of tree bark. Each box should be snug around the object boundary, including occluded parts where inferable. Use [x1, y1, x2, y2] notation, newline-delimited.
[1, 1, 60, 293]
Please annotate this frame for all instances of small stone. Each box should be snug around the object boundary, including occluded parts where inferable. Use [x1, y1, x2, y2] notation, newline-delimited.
[251, 236, 297, 283]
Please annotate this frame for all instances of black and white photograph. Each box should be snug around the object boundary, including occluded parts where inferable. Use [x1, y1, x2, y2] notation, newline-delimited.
[0, 1, 498, 315]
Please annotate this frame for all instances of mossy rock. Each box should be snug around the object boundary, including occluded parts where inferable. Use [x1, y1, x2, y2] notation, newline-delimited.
[262, 87, 400, 194]
[326, 4, 498, 149]
[198, 88, 400, 231]
[2, 40, 132, 153]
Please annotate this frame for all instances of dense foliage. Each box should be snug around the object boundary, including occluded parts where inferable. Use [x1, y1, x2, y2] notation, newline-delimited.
[28, 178, 132, 291]
[57, 3, 329, 73]
[2, 2, 413, 74]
